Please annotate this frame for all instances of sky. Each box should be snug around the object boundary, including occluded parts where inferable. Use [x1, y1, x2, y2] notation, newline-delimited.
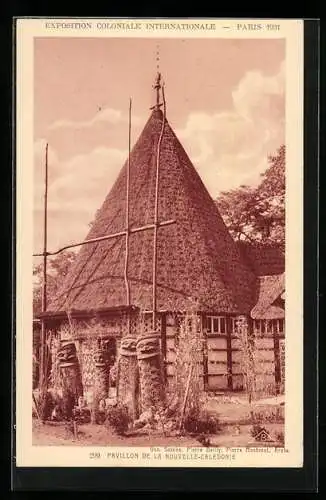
[34, 37, 285, 256]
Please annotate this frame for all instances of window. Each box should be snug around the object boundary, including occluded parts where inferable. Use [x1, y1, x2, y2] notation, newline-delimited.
[275, 318, 284, 333]
[253, 319, 285, 335]
[230, 317, 237, 333]
[206, 316, 227, 334]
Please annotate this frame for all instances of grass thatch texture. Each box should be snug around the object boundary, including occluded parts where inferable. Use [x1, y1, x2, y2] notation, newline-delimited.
[251, 274, 285, 319]
[169, 309, 204, 425]
[47, 109, 257, 315]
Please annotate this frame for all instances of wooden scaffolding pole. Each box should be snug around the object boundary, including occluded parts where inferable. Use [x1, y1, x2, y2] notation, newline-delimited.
[39, 143, 48, 389]
[152, 75, 166, 331]
[33, 220, 175, 258]
[124, 98, 132, 335]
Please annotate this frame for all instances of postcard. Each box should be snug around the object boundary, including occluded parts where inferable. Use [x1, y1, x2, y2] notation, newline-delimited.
[15, 18, 303, 468]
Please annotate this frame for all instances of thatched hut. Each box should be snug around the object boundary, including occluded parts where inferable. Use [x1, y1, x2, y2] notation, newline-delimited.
[37, 75, 285, 407]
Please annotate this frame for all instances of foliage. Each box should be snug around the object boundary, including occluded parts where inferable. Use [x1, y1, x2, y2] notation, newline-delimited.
[216, 145, 285, 249]
[253, 406, 284, 423]
[234, 317, 257, 404]
[72, 406, 91, 424]
[62, 390, 76, 420]
[274, 430, 285, 444]
[36, 390, 55, 422]
[171, 308, 203, 422]
[234, 316, 279, 407]
[88, 209, 100, 229]
[105, 403, 131, 435]
[166, 307, 221, 436]
[252, 406, 285, 424]
[183, 406, 220, 435]
[33, 250, 77, 314]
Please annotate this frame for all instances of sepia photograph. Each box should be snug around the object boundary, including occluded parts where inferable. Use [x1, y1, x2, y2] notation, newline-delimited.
[15, 19, 304, 468]
[32, 35, 286, 449]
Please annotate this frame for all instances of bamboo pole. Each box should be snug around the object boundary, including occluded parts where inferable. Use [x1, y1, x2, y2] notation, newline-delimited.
[124, 98, 132, 335]
[32, 392, 41, 421]
[73, 420, 78, 440]
[152, 79, 166, 331]
[33, 219, 176, 258]
[39, 143, 48, 390]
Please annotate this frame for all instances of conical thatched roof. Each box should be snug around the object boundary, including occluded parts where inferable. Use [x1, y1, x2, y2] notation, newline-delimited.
[47, 108, 257, 315]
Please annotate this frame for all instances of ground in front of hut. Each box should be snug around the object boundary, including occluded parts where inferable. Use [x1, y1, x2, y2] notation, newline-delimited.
[32, 393, 285, 447]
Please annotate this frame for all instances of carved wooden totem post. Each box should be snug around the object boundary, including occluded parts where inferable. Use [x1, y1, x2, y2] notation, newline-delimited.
[90, 347, 109, 423]
[118, 336, 140, 421]
[136, 333, 165, 415]
[57, 341, 83, 419]
[93, 348, 110, 401]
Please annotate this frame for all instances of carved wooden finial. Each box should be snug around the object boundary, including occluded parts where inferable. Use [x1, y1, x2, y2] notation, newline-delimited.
[150, 46, 163, 110]
[154, 72, 161, 107]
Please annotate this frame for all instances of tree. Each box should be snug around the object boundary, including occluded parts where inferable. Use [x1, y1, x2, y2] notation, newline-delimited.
[87, 209, 100, 229]
[33, 250, 77, 315]
[216, 145, 285, 249]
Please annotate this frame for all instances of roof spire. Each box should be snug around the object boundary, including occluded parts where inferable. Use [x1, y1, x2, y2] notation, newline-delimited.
[150, 45, 163, 111]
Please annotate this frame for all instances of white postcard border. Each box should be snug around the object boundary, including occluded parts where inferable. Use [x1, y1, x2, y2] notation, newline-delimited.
[15, 18, 304, 468]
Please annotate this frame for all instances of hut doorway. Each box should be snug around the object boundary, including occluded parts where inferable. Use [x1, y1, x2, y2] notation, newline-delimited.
[100, 337, 117, 365]
[99, 337, 117, 394]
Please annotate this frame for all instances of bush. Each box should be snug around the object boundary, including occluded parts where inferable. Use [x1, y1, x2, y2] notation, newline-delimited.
[275, 430, 285, 444]
[105, 403, 131, 435]
[37, 390, 55, 421]
[183, 407, 220, 435]
[62, 390, 76, 420]
[72, 407, 91, 424]
[252, 406, 284, 423]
